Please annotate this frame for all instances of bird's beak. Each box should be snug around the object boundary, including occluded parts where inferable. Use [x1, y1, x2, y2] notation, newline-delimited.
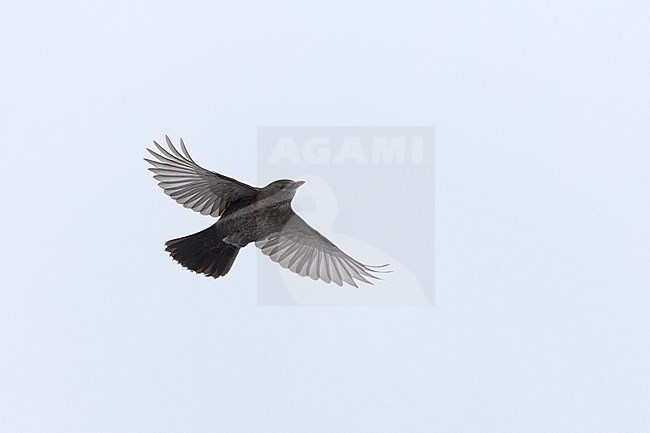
[292, 180, 305, 189]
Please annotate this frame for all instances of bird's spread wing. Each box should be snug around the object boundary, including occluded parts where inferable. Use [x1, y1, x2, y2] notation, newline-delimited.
[256, 213, 389, 287]
[145, 136, 259, 217]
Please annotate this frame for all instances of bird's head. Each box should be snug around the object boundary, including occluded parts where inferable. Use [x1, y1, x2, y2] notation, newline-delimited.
[259, 179, 305, 204]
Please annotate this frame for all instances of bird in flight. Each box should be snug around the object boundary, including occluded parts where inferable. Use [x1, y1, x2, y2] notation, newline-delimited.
[145, 136, 389, 287]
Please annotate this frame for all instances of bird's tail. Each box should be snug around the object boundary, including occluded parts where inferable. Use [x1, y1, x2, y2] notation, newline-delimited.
[165, 226, 240, 279]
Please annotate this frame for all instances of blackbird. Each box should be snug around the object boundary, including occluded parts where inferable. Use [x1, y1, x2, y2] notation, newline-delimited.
[145, 136, 389, 287]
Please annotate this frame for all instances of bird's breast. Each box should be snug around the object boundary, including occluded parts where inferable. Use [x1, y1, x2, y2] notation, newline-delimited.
[217, 202, 290, 243]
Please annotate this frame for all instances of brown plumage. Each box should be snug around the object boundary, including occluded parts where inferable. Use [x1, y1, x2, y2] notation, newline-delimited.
[145, 136, 389, 287]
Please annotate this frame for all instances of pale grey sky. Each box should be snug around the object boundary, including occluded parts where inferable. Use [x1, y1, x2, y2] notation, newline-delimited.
[1, 1, 648, 432]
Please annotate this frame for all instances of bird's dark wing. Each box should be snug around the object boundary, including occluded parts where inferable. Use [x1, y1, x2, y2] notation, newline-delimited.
[145, 136, 259, 217]
[255, 213, 389, 287]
